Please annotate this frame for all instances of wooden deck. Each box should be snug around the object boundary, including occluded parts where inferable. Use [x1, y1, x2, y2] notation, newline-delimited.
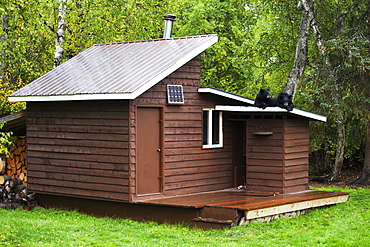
[139, 189, 349, 228]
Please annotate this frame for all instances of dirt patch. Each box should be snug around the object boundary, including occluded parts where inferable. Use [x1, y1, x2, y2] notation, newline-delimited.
[309, 171, 370, 189]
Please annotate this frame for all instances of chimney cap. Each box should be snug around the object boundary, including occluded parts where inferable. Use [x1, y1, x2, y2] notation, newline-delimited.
[163, 14, 176, 21]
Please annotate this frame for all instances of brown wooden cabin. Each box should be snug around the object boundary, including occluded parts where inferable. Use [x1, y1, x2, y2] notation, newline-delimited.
[8, 34, 345, 228]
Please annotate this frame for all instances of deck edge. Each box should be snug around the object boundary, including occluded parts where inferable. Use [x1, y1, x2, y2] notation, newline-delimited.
[245, 194, 349, 220]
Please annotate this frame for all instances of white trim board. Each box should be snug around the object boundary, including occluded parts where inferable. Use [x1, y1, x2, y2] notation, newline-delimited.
[198, 88, 255, 105]
[8, 93, 135, 102]
[245, 194, 348, 220]
[215, 105, 327, 122]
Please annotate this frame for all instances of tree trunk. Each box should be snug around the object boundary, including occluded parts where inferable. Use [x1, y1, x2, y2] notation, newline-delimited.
[0, 14, 9, 82]
[285, 2, 311, 98]
[331, 113, 345, 181]
[54, 0, 67, 68]
[299, 0, 347, 181]
[300, 0, 325, 58]
[350, 77, 370, 184]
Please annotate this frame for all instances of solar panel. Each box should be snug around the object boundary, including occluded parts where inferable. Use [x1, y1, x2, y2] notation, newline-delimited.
[167, 85, 184, 104]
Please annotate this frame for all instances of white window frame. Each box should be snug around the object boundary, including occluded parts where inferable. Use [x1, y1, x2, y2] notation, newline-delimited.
[202, 108, 223, 149]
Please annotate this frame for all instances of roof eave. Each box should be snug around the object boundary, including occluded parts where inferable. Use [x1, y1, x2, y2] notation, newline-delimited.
[215, 105, 327, 122]
[198, 88, 254, 105]
[8, 93, 136, 102]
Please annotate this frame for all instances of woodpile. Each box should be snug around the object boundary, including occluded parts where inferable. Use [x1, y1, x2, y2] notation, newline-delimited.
[0, 137, 36, 209]
[2, 137, 27, 185]
[0, 176, 36, 209]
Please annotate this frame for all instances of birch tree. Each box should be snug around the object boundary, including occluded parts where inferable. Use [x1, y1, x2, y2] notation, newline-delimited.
[0, 14, 9, 84]
[285, 0, 345, 181]
[285, 1, 311, 98]
[54, 0, 67, 68]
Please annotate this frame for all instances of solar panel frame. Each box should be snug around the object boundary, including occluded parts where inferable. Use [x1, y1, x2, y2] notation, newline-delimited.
[167, 85, 184, 105]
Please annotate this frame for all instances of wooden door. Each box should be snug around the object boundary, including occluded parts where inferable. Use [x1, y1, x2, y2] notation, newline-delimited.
[232, 121, 246, 187]
[136, 107, 162, 196]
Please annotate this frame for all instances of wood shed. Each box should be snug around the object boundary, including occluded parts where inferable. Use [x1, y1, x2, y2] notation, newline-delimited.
[8, 34, 348, 228]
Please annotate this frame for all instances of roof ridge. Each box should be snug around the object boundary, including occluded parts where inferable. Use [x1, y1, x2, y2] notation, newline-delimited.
[93, 34, 218, 47]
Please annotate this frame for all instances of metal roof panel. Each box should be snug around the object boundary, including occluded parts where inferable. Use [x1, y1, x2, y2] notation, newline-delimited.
[10, 35, 218, 102]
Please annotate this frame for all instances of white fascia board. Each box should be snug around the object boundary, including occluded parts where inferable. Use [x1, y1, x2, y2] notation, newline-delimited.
[8, 93, 136, 102]
[198, 88, 255, 105]
[215, 105, 327, 122]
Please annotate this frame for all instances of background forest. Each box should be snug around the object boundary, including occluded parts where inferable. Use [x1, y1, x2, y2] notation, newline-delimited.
[1, 0, 369, 183]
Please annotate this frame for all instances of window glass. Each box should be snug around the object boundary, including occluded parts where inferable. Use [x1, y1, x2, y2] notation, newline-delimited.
[203, 110, 209, 145]
[203, 109, 223, 148]
[212, 110, 220, 145]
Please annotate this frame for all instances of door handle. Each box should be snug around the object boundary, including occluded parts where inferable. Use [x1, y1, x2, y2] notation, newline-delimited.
[157, 148, 161, 152]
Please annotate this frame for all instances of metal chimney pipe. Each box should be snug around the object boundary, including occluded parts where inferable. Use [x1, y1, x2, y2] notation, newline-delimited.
[163, 14, 176, 39]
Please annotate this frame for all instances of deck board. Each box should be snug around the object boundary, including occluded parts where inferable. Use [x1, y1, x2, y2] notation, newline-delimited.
[140, 190, 248, 208]
[140, 189, 349, 211]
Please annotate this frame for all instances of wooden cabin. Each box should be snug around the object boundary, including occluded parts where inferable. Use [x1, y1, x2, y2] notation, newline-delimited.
[8, 34, 348, 228]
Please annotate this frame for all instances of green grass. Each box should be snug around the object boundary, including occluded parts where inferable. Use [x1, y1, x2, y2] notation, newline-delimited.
[0, 187, 369, 246]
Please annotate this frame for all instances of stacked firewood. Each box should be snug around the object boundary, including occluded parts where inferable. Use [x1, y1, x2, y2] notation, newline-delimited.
[0, 176, 36, 209]
[3, 137, 27, 185]
[0, 137, 36, 209]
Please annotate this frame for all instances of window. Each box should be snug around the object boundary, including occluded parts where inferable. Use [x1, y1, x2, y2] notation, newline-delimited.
[203, 108, 223, 148]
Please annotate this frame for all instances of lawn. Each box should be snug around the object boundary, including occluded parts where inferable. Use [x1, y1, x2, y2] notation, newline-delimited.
[0, 187, 369, 247]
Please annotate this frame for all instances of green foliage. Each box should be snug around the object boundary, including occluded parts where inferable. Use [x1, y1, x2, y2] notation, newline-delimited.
[0, 122, 12, 157]
[175, 0, 258, 97]
[0, 78, 26, 115]
[302, 0, 370, 173]
[247, 0, 301, 94]
[0, 0, 54, 84]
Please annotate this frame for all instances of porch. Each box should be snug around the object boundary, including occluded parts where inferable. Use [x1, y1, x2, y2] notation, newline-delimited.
[138, 189, 349, 229]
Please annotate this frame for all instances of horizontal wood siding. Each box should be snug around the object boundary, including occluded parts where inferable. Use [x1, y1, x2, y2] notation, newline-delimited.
[283, 119, 309, 193]
[130, 56, 237, 199]
[245, 119, 310, 193]
[27, 101, 130, 202]
[246, 119, 285, 193]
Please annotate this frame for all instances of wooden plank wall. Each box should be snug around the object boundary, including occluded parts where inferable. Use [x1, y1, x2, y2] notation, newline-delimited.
[246, 118, 309, 194]
[130, 56, 236, 199]
[246, 119, 285, 193]
[283, 119, 309, 193]
[27, 100, 130, 202]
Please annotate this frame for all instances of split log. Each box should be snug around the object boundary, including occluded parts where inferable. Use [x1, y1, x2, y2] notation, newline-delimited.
[0, 177, 37, 208]
[0, 175, 11, 185]
[0, 155, 5, 174]
[14, 184, 26, 193]
[19, 188, 28, 198]
[4, 137, 27, 185]
[9, 178, 21, 188]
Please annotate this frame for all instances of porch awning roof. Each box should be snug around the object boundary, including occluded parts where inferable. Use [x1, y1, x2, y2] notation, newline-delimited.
[215, 105, 327, 122]
[0, 110, 26, 135]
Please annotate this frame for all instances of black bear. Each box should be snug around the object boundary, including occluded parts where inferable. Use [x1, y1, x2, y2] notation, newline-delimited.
[253, 89, 272, 109]
[268, 92, 294, 111]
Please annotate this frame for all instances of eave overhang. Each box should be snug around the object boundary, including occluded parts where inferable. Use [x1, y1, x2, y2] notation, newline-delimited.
[215, 105, 327, 122]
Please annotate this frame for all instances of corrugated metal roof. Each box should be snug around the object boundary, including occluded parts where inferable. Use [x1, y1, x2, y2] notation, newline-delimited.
[9, 34, 218, 102]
